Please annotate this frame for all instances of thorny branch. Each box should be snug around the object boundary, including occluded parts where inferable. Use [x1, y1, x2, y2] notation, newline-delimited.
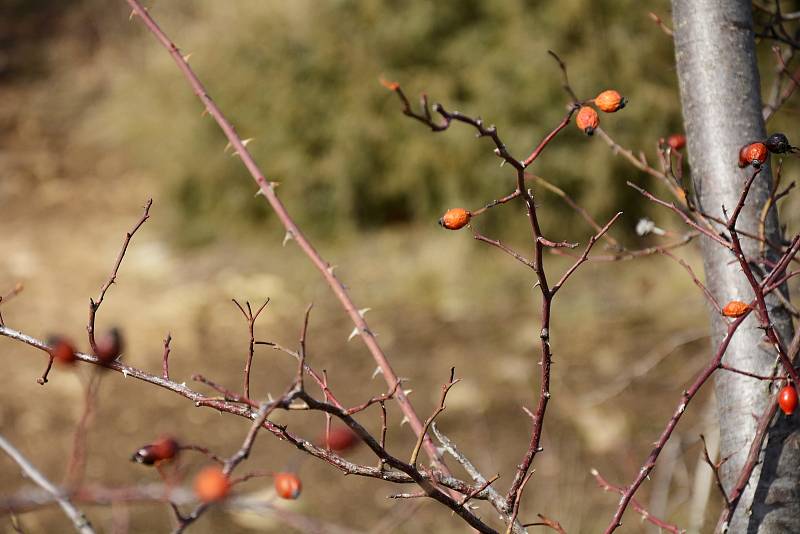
[124, 0, 448, 478]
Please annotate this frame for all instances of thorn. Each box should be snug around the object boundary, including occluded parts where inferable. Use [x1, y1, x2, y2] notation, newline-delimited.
[283, 231, 294, 247]
[400, 415, 410, 427]
[371, 366, 384, 379]
[224, 141, 233, 153]
[403, 389, 413, 396]
[241, 138, 254, 147]
[254, 188, 265, 197]
[327, 264, 338, 275]
[348, 327, 360, 342]
[358, 307, 371, 317]
[182, 53, 192, 62]
[267, 392, 275, 402]
[129, 9, 137, 20]
[122, 369, 130, 378]
[201, 108, 209, 117]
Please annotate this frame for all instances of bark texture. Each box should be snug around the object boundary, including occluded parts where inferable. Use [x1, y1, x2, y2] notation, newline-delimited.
[671, 1, 798, 532]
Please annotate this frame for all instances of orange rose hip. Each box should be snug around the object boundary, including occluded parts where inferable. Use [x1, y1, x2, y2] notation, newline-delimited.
[722, 300, 750, 318]
[594, 89, 626, 113]
[576, 106, 599, 135]
[439, 208, 471, 230]
[194, 466, 230, 503]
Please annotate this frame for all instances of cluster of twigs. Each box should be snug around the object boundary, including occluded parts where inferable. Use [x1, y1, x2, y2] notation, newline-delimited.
[1, 2, 799, 534]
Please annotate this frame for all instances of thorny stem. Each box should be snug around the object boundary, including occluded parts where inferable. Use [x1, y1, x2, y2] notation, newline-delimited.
[591, 469, 685, 534]
[385, 75, 622, 517]
[0, 324, 500, 532]
[605, 176, 800, 533]
[124, 0, 447, 475]
[715, 307, 800, 532]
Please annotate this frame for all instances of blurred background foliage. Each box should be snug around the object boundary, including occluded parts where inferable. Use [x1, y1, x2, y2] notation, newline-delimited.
[5, 0, 688, 246]
[2, 1, 799, 533]
[5, 0, 797, 244]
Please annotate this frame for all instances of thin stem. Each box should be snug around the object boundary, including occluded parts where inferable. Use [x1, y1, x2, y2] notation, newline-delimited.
[87, 199, 152, 353]
[0, 434, 95, 534]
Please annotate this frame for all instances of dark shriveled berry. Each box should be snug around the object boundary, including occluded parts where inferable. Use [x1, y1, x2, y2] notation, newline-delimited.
[765, 133, 794, 154]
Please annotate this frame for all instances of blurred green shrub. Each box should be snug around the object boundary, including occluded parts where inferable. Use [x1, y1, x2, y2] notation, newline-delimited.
[18, 1, 694, 244]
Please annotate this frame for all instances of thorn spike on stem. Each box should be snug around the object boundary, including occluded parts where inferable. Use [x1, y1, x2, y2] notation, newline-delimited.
[347, 327, 359, 342]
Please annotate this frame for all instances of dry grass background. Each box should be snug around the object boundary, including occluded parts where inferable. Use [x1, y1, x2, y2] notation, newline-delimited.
[1, 1, 799, 533]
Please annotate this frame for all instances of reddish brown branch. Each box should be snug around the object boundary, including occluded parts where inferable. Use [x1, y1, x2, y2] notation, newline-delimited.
[409, 368, 460, 467]
[700, 434, 731, 508]
[87, 199, 152, 353]
[660, 249, 723, 314]
[473, 232, 537, 270]
[0, 282, 23, 326]
[592, 469, 684, 534]
[550, 212, 623, 295]
[715, 327, 800, 532]
[161, 333, 172, 380]
[124, 1, 445, 474]
[232, 299, 269, 399]
[628, 181, 732, 249]
[522, 514, 568, 534]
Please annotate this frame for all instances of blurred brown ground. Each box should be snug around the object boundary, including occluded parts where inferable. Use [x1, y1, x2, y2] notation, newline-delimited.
[1, 1, 798, 533]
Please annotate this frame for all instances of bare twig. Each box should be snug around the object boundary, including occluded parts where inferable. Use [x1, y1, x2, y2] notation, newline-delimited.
[232, 299, 269, 399]
[409, 368, 460, 467]
[700, 434, 731, 508]
[592, 469, 684, 534]
[87, 199, 152, 353]
[648, 11, 674, 36]
[0, 434, 95, 534]
[161, 333, 172, 380]
[522, 513, 568, 533]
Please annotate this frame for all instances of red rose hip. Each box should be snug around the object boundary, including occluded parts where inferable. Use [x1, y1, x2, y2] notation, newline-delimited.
[274, 472, 302, 500]
[738, 142, 768, 169]
[779, 385, 798, 416]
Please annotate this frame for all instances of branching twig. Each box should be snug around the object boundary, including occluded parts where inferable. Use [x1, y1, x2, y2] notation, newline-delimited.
[409, 368, 460, 467]
[592, 469, 684, 534]
[124, 1, 446, 475]
[87, 199, 152, 353]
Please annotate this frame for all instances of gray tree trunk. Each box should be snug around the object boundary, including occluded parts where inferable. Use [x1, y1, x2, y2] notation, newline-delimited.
[671, 1, 799, 532]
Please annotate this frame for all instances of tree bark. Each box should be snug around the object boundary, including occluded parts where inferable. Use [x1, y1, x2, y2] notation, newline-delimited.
[671, 1, 799, 532]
